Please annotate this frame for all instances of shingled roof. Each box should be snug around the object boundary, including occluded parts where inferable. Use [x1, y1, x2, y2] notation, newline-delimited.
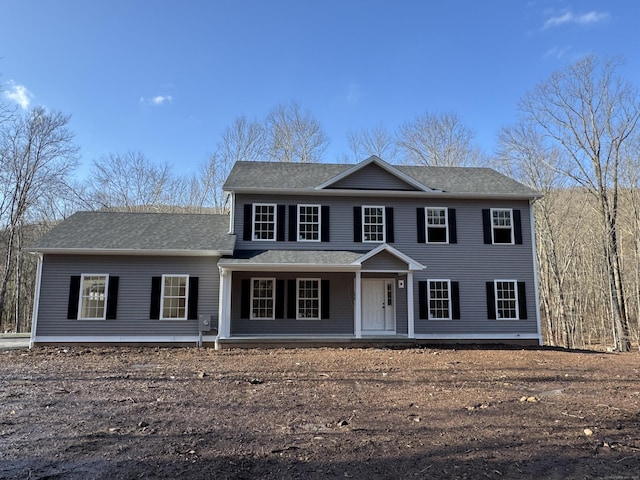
[223, 157, 540, 198]
[29, 211, 235, 255]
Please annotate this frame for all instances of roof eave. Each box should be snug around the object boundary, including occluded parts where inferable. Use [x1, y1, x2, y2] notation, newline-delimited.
[218, 262, 361, 272]
[27, 248, 234, 257]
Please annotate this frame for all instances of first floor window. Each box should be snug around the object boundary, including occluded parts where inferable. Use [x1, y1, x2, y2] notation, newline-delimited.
[495, 280, 517, 320]
[426, 208, 448, 243]
[161, 275, 188, 319]
[363, 206, 385, 242]
[428, 280, 451, 320]
[79, 274, 108, 319]
[251, 278, 275, 319]
[253, 204, 276, 240]
[297, 279, 320, 319]
[298, 205, 320, 241]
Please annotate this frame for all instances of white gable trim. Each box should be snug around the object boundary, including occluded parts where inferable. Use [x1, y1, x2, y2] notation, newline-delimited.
[315, 156, 438, 192]
[352, 244, 425, 271]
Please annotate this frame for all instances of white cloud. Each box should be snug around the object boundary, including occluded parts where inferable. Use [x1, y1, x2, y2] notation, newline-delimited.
[544, 45, 572, 59]
[140, 95, 173, 106]
[345, 82, 363, 106]
[543, 10, 610, 29]
[3, 80, 33, 109]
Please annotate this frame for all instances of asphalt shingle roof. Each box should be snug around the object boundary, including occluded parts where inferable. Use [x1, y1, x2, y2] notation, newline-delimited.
[223, 160, 540, 197]
[218, 250, 364, 266]
[29, 211, 236, 254]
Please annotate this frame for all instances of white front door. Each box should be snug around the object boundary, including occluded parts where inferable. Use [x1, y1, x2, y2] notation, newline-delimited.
[361, 279, 395, 333]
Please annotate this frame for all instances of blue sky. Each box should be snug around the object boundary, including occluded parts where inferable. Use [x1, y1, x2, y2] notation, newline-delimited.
[1, 0, 638, 178]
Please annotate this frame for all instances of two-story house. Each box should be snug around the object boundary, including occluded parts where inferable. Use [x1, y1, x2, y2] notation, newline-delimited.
[28, 156, 542, 347]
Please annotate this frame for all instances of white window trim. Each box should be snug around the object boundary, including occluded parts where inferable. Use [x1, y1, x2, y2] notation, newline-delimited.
[427, 279, 452, 321]
[250, 277, 276, 320]
[490, 208, 514, 245]
[78, 274, 109, 320]
[296, 278, 321, 320]
[252, 203, 277, 241]
[362, 205, 386, 243]
[425, 207, 449, 244]
[160, 274, 189, 321]
[297, 204, 321, 242]
[494, 279, 519, 320]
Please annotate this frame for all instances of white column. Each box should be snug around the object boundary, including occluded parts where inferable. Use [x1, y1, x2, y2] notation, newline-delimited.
[354, 271, 362, 338]
[407, 271, 415, 338]
[218, 267, 232, 344]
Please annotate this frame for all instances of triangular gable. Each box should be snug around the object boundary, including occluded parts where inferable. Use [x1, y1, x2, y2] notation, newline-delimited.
[316, 156, 438, 192]
[352, 244, 425, 271]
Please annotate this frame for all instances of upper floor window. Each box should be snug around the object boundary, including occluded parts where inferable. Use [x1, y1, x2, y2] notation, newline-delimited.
[491, 208, 514, 244]
[161, 275, 188, 320]
[426, 207, 448, 243]
[298, 205, 320, 242]
[253, 204, 276, 241]
[79, 274, 108, 320]
[363, 206, 385, 242]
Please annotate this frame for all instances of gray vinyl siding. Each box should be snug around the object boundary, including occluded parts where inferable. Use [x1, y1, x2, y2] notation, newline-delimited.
[230, 272, 355, 335]
[361, 251, 408, 271]
[235, 193, 538, 336]
[36, 255, 219, 338]
[328, 163, 418, 190]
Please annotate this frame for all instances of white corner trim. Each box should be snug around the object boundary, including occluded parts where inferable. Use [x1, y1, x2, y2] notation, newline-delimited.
[29, 253, 43, 349]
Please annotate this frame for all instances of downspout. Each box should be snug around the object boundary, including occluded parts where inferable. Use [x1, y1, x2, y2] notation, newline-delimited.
[529, 199, 543, 346]
[29, 253, 43, 349]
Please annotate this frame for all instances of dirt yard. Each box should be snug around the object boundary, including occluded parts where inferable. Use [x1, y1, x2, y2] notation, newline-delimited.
[1, 345, 639, 479]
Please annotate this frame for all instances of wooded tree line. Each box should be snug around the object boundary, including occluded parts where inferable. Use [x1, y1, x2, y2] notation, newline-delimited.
[1, 55, 638, 350]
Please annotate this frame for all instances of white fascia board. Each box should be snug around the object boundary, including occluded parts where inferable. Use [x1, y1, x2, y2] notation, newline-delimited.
[218, 263, 360, 273]
[28, 248, 233, 257]
[228, 188, 540, 201]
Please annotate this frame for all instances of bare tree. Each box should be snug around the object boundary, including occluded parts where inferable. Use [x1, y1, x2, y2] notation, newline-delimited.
[0, 106, 79, 328]
[86, 151, 177, 211]
[266, 102, 329, 163]
[397, 111, 485, 166]
[346, 125, 398, 163]
[521, 55, 640, 351]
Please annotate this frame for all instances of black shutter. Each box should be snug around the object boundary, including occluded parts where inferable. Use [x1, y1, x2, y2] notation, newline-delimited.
[150, 276, 161, 320]
[277, 205, 286, 241]
[417, 208, 426, 244]
[67, 276, 81, 319]
[105, 276, 119, 320]
[240, 279, 250, 319]
[321, 205, 330, 242]
[451, 281, 460, 320]
[187, 277, 199, 320]
[418, 281, 428, 320]
[486, 282, 496, 319]
[321, 280, 330, 319]
[288, 205, 297, 241]
[353, 206, 362, 242]
[385, 207, 394, 243]
[287, 279, 296, 318]
[243, 204, 252, 241]
[513, 209, 523, 245]
[517, 282, 527, 319]
[448, 208, 457, 244]
[482, 209, 492, 244]
[275, 279, 285, 319]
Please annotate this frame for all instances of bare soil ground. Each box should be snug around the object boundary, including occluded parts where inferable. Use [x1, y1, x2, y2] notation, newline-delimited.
[1, 345, 639, 479]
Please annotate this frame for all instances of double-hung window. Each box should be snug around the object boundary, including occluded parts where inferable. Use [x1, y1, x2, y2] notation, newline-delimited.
[491, 208, 514, 244]
[79, 274, 109, 320]
[495, 280, 518, 320]
[297, 279, 320, 320]
[161, 274, 188, 320]
[298, 205, 320, 241]
[426, 207, 448, 243]
[428, 280, 451, 320]
[251, 278, 275, 320]
[253, 204, 276, 241]
[362, 206, 385, 242]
